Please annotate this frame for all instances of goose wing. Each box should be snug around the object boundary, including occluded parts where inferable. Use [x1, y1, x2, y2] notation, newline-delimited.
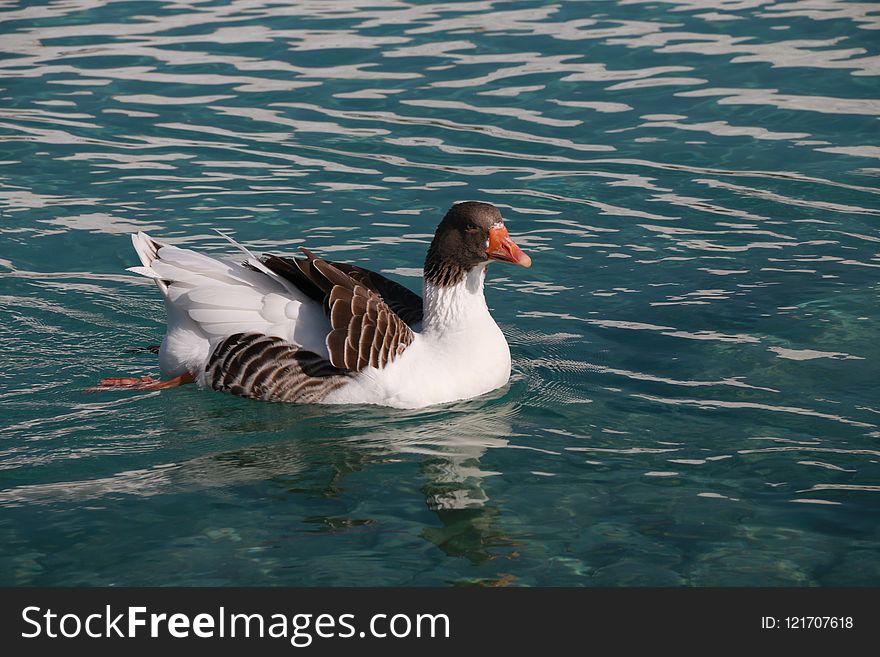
[263, 248, 416, 371]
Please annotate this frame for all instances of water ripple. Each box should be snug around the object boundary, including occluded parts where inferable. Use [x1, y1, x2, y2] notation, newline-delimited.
[1, 0, 878, 586]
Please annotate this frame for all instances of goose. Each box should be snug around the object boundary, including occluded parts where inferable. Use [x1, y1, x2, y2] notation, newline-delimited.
[97, 201, 532, 409]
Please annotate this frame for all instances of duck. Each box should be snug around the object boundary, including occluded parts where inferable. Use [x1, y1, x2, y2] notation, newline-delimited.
[97, 201, 532, 409]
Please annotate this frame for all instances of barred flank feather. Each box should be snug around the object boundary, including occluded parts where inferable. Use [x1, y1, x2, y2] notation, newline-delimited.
[205, 333, 349, 403]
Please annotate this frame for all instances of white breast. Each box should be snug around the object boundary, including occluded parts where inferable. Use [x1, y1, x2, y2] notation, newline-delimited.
[325, 325, 511, 409]
[324, 264, 512, 409]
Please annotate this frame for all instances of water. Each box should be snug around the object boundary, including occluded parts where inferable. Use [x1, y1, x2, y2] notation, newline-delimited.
[1, 0, 879, 587]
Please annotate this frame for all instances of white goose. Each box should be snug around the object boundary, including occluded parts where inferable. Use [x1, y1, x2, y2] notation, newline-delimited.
[98, 201, 532, 409]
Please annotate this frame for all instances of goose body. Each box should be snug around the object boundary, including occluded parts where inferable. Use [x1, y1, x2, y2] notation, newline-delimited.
[120, 202, 531, 409]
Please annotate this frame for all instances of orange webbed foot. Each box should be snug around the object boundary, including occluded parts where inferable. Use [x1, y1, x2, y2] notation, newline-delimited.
[86, 372, 194, 392]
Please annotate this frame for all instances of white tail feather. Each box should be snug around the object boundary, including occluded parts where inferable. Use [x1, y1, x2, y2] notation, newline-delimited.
[126, 230, 331, 376]
[213, 229, 277, 278]
[131, 232, 168, 292]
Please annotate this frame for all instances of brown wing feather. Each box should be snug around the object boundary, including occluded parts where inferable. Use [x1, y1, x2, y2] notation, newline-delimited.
[261, 251, 423, 327]
[326, 261, 423, 326]
[306, 258, 414, 372]
[259, 248, 417, 372]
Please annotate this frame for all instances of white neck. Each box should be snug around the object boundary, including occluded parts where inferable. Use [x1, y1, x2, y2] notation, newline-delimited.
[422, 263, 492, 334]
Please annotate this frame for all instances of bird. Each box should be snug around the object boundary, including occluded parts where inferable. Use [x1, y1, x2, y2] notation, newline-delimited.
[96, 201, 532, 409]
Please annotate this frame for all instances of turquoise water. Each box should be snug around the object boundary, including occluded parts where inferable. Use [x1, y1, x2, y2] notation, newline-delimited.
[1, 0, 879, 587]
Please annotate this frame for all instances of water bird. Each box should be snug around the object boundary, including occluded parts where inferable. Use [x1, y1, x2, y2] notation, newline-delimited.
[97, 201, 532, 408]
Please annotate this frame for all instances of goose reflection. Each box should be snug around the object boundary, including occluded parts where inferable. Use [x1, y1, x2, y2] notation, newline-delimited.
[200, 392, 519, 564]
[0, 389, 520, 567]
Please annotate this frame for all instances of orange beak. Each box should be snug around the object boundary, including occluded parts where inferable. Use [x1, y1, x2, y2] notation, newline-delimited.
[487, 224, 532, 267]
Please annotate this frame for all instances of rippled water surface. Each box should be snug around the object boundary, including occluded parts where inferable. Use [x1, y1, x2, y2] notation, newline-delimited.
[2, 0, 879, 586]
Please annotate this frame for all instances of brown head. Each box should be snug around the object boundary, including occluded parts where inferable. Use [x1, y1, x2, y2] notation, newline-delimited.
[424, 201, 531, 287]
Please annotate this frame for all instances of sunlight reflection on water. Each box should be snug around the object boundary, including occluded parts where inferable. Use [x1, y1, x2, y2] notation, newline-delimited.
[1, 0, 879, 586]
